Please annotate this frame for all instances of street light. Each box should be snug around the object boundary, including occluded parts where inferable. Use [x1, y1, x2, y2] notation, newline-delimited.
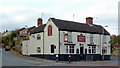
[102, 25, 108, 61]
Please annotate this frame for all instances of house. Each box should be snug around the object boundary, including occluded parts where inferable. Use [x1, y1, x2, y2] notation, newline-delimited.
[2, 30, 11, 37]
[22, 17, 111, 61]
[18, 26, 36, 40]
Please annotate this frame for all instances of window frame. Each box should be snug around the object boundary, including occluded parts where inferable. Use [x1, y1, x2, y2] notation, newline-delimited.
[48, 25, 52, 36]
[88, 46, 96, 54]
[103, 35, 106, 44]
[90, 34, 93, 44]
[37, 34, 41, 40]
[37, 47, 41, 53]
[68, 32, 72, 42]
[51, 45, 54, 53]
[32, 35, 35, 38]
[66, 45, 74, 54]
[64, 34, 68, 42]
[92, 46, 96, 53]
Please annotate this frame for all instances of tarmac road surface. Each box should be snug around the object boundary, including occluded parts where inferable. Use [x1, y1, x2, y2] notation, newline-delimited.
[1, 48, 119, 67]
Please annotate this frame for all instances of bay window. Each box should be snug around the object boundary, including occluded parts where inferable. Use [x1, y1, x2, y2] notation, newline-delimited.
[88, 46, 96, 54]
[66, 45, 74, 53]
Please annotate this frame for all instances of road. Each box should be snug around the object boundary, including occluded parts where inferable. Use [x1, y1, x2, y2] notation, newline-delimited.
[1, 48, 64, 66]
[0, 48, 119, 67]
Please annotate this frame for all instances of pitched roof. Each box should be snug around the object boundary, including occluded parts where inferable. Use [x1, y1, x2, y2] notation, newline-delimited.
[18, 28, 26, 31]
[28, 26, 36, 32]
[51, 18, 110, 35]
[30, 24, 46, 34]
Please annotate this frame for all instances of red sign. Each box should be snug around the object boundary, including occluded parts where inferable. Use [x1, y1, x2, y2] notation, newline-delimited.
[101, 44, 104, 48]
[77, 34, 85, 42]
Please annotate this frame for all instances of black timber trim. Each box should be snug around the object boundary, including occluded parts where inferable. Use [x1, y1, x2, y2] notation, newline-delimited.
[29, 54, 110, 61]
[88, 44, 97, 46]
[64, 43, 76, 45]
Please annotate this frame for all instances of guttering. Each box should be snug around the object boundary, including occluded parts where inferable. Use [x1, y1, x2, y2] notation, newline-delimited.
[59, 29, 60, 60]
[43, 31, 44, 58]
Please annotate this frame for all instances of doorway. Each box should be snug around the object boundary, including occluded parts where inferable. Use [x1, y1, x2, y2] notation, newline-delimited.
[80, 47, 84, 55]
[80, 47, 84, 60]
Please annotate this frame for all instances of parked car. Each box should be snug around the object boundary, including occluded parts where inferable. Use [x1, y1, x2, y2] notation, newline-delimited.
[5, 46, 10, 51]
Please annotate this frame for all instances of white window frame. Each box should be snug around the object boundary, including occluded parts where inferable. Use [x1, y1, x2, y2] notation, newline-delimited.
[68, 32, 72, 42]
[88, 46, 96, 54]
[37, 47, 41, 53]
[103, 35, 106, 44]
[90, 34, 93, 44]
[37, 34, 41, 40]
[66, 45, 74, 54]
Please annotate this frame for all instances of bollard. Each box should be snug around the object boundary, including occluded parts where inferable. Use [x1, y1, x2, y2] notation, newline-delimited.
[56, 55, 58, 62]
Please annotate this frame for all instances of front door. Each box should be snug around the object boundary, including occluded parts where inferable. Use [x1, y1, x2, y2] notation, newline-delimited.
[80, 47, 84, 55]
[80, 47, 84, 60]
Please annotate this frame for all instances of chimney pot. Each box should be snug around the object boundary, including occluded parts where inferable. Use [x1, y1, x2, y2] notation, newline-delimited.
[37, 18, 42, 26]
[86, 17, 93, 24]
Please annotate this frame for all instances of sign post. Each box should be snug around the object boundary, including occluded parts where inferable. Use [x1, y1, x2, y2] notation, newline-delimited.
[102, 44, 104, 61]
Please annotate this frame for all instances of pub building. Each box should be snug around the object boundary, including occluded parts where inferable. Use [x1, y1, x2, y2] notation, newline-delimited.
[22, 17, 111, 61]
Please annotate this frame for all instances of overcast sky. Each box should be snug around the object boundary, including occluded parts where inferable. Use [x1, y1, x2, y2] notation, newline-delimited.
[0, 0, 119, 35]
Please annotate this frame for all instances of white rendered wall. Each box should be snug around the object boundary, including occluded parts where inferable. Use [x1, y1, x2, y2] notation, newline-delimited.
[44, 19, 59, 55]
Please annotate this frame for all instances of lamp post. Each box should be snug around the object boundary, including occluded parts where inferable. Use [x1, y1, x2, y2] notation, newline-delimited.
[102, 25, 108, 61]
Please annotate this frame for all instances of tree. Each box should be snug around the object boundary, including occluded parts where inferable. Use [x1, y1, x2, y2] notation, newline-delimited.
[2, 37, 9, 47]
[110, 35, 120, 52]
[10, 30, 19, 41]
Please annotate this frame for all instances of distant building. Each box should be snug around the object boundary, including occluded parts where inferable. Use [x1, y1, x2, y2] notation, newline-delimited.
[22, 17, 111, 61]
[18, 26, 36, 40]
[2, 30, 11, 37]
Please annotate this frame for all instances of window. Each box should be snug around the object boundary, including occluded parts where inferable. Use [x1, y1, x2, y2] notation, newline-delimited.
[37, 34, 41, 40]
[21, 43, 22, 46]
[66, 46, 68, 53]
[85, 49, 87, 54]
[89, 46, 91, 53]
[88, 46, 96, 54]
[66, 45, 74, 53]
[89, 49, 91, 53]
[92, 46, 96, 53]
[51, 45, 54, 53]
[90, 34, 93, 43]
[48, 25, 52, 36]
[37, 47, 41, 53]
[76, 48, 79, 54]
[68, 32, 72, 42]
[70, 46, 74, 53]
[32, 35, 35, 38]
[103, 35, 106, 44]
[64, 34, 68, 42]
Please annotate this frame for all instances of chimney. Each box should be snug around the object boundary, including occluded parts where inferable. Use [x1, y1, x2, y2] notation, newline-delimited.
[37, 18, 42, 26]
[86, 17, 93, 24]
[6, 30, 8, 32]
